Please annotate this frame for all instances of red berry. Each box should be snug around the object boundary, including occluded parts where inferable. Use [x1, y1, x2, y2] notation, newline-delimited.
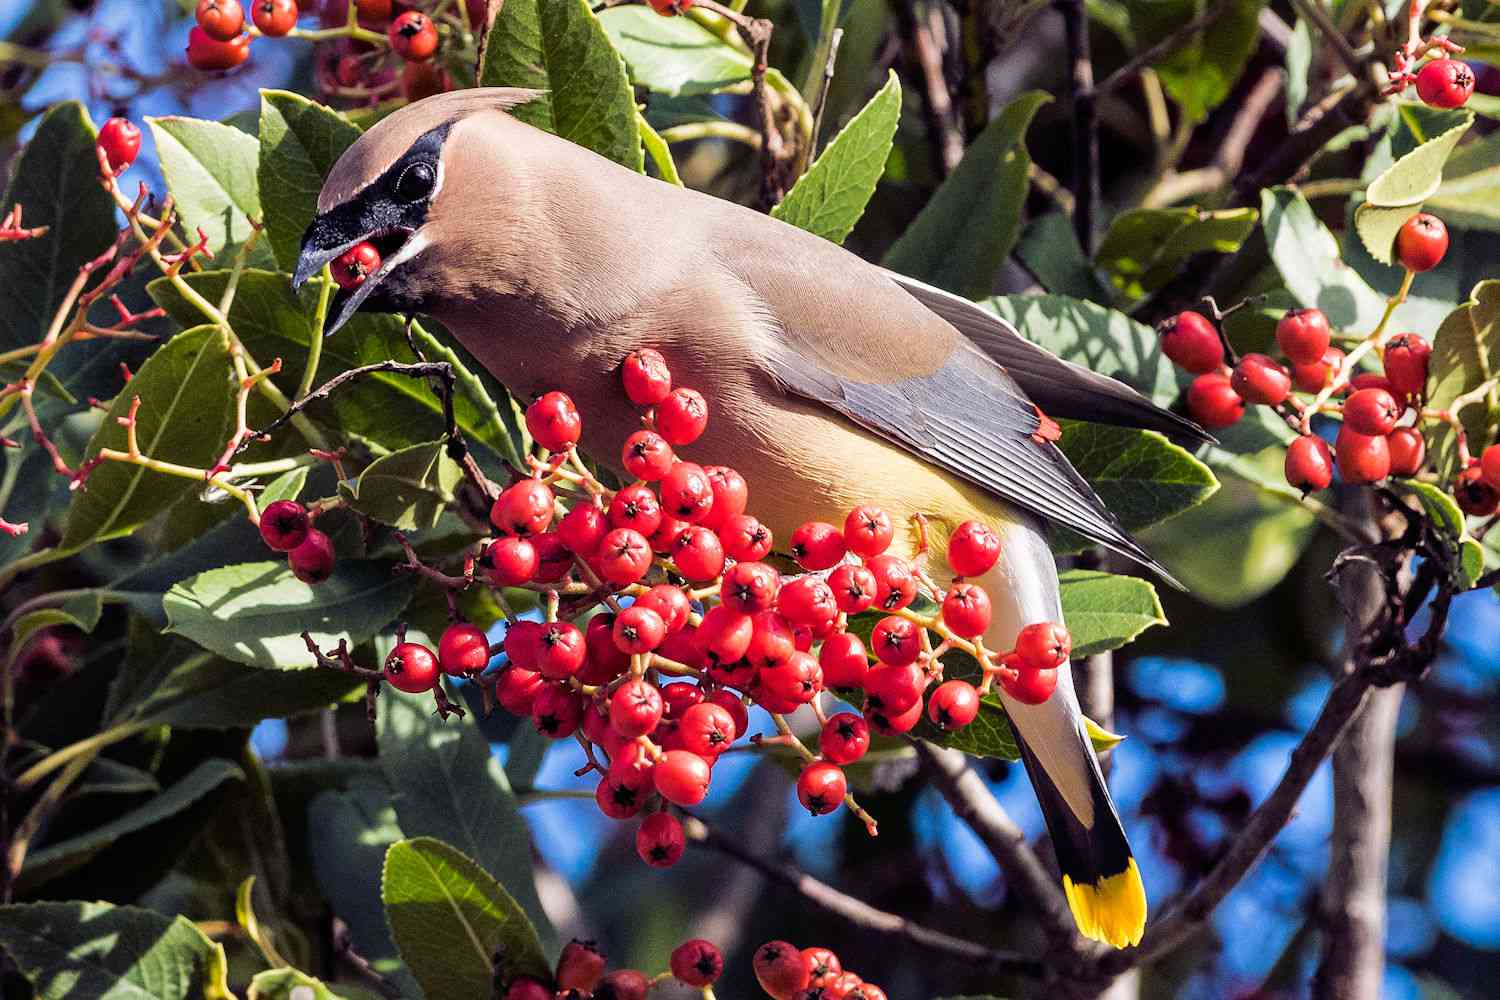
[647, 0, 694, 13]
[941, 582, 992, 638]
[866, 554, 916, 610]
[948, 520, 1002, 577]
[97, 117, 142, 173]
[438, 622, 490, 676]
[650, 516, 689, 554]
[1481, 444, 1500, 490]
[671, 525, 725, 581]
[670, 939, 723, 987]
[481, 536, 538, 586]
[1344, 387, 1401, 436]
[660, 462, 714, 522]
[1455, 465, 1500, 516]
[825, 971, 864, 997]
[797, 761, 847, 815]
[503, 976, 551, 1000]
[525, 391, 581, 452]
[288, 529, 335, 583]
[863, 662, 925, 715]
[595, 771, 645, 820]
[530, 532, 572, 584]
[558, 503, 607, 557]
[1231, 353, 1291, 406]
[1395, 212, 1449, 272]
[928, 679, 981, 730]
[196, 0, 244, 40]
[745, 611, 794, 669]
[621, 348, 672, 405]
[1015, 621, 1071, 670]
[1335, 426, 1391, 484]
[1416, 58, 1475, 109]
[697, 606, 754, 666]
[719, 513, 773, 561]
[659, 681, 704, 720]
[841, 504, 894, 557]
[252, 0, 299, 35]
[1387, 427, 1426, 477]
[1384, 334, 1431, 402]
[186, 24, 250, 69]
[700, 465, 748, 531]
[621, 430, 674, 481]
[819, 711, 869, 764]
[613, 605, 667, 654]
[1002, 664, 1059, 705]
[754, 942, 811, 1000]
[259, 499, 309, 551]
[654, 749, 712, 805]
[491, 479, 555, 536]
[1285, 435, 1335, 493]
[596, 528, 653, 585]
[867, 696, 924, 736]
[494, 666, 545, 715]
[1186, 372, 1244, 429]
[384, 642, 439, 694]
[848, 985, 887, 1000]
[532, 683, 583, 738]
[789, 521, 846, 570]
[1350, 373, 1393, 395]
[721, 561, 781, 614]
[635, 584, 692, 633]
[870, 615, 921, 666]
[636, 811, 685, 867]
[1275, 308, 1331, 366]
[656, 388, 708, 445]
[777, 576, 838, 628]
[758, 650, 821, 705]
[611, 678, 664, 738]
[827, 563, 877, 614]
[678, 702, 737, 756]
[388, 10, 438, 61]
[804, 947, 842, 986]
[353, 0, 392, 22]
[556, 940, 606, 993]
[531, 622, 582, 679]
[1160, 311, 1223, 374]
[331, 242, 381, 289]
[1292, 346, 1344, 394]
[818, 632, 870, 689]
[609, 483, 663, 536]
[503, 620, 544, 671]
[708, 688, 749, 738]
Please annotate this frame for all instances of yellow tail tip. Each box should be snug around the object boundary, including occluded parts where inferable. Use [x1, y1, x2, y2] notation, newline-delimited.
[1062, 859, 1147, 949]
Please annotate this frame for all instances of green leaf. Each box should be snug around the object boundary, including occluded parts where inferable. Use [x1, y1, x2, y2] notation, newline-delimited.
[883, 91, 1050, 299]
[308, 782, 421, 998]
[148, 116, 271, 266]
[1426, 280, 1500, 477]
[1430, 129, 1500, 232]
[1261, 187, 1389, 331]
[261, 466, 309, 505]
[163, 560, 415, 669]
[1394, 479, 1467, 540]
[1054, 422, 1219, 542]
[478, 0, 643, 171]
[258, 90, 364, 273]
[19, 759, 243, 892]
[124, 654, 364, 730]
[382, 837, 551, 999]
[1127, 0, 1264, 122]
[598, 5, 752, 96]
[61, 326, 236, 550]
[378, 687, 554, 951]
[1356, 112, 1473, 263]
[4, 595, 102, 672]
[339, 441, 462, 530]
[771, 71, 901, 244]
[248, 969, 351, 1000]
[1057, 569, 1167, 656]
[504, 725, 550, 792]
[1094, 206, 1257, 301]
[1461, 537, 1485, 589]
[0, 901, 231, 1000]
[1284, 17, 1313, 125]
[1015, 213, 1114, 303]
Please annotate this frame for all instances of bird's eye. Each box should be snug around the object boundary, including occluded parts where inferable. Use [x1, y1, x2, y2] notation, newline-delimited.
[395, 161, 436, 203]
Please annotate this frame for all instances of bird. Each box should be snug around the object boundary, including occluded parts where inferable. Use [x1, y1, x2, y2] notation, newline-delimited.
[294, 87, 1209, 949]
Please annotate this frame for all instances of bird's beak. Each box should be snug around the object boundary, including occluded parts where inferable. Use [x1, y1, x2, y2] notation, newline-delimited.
[293, 216, 419, 338]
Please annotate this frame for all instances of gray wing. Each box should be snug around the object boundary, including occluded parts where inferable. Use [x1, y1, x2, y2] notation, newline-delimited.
[885, 271, 1213, 446]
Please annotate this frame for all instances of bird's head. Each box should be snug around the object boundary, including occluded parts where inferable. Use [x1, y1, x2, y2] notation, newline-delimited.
[293, 87, 542, 335]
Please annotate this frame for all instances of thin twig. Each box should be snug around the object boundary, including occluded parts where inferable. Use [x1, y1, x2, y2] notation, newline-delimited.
[895, 0, 964, 178]
[1057, 0, 1099, 254]
[1093, 0, 1237, 98]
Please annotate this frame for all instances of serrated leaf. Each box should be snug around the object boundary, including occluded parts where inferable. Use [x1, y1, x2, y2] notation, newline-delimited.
[1054, 421, 1219, 543]
[1356, 113, 1473, 262]
[598, 5, 752, 96]
[248, 969, 352, 1000]
[479, 0, 642, 171]
[382, 837, 551, 999]
[163, 560, 415, 669]
[0, 901, 231, 1000]
[883, 91, 1050, 299]
[19, 759, 243, 892]
[339, 441, 462, 530]
[258, 90, 364, 272]
[1261, 187, 1389, 331]
[1015, 213, 1114, 303]
[1395, 479, 1467, 540]
[148, 116, 271, 266]
[1426, 280, 1500, 477]
[1094, 206, 1257, 301]
[378, 687, 554, 951]
[61, 326, 236, 550]
[1127, 0, 1264, 122]
[1057, 569, 1167, 656]
[771, 71, 900, 244]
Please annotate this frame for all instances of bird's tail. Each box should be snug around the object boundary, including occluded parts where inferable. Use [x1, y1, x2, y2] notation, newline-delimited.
[975, 512, 1147, 949]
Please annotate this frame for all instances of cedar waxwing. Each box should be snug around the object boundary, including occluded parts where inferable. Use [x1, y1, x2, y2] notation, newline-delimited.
[294, 88, 1210, 949]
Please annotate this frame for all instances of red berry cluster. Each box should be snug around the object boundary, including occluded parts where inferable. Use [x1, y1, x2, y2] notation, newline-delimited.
[753, 940, 886, 1000]
[358, 350, 1073, 859]
[258, 499, 338, 583]
[502, 936, 722, 1000]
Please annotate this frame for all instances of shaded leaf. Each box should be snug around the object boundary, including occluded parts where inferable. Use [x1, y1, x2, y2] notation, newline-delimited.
[598, 5, 752, 95]
[1429, 128, 1500, 232]
[258, 90, 364, 273]
[1094, 206, 1257, 301]
[339, 441, 462, 531]
[1015, 213, 1114, 303]
[148, 116, 271, 266]
[1426, 280, 1500, 477]
[1261, 187, 1389, 331]
[1057, 569, 1167, 656]
[1394, 479, 1467, 540]
[248, 969, 352, 1000]
[1461, 537, 1485, 590]
[1128, 0, 1265, 122]
[124, 654, 363, 730]
[1356, 112, 1473, 262]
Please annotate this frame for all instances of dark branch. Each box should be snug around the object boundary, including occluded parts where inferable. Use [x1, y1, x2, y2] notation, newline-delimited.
[1057, 0, 1099, 254]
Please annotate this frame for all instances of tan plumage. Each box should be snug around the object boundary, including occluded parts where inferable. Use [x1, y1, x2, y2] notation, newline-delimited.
[296, 89, 1178, 948]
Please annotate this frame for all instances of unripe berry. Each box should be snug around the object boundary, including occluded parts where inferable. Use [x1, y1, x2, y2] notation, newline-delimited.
[1231, 353, 1291, 406]
[1285, 435, 1334, 493]
[797, 761, 847, 815]
[1387, 427, 1426, 477]
[948, 520, 1002, 577]
[1275, 308, 1331, 366]
[384, 642, 439, 694]
[1335, 425, 1391, 484]
[388, 10, 438, 61]
[97, 117, 142, 173]
[670, 939, 723, 987]
[1482, 443, 1500, 490]
[1186, 373, 1244, 429]
[1416, 58, 1475, 109]
[1015, 621, 1071, 670]
[331, 241, 380, 289]
[1455, 465, 1500, 516]
[754, 941, 811, 1000]
[1159, 311, 1223, 374]
[1395, 212, 1449, 272]
[655, 388, 708, 444]
[288, 529, 335, 583]
[928, 679, 981, 730]
[819, 711, 870, 764]
[941, 582, 992, 638]
[654, 749, 712, 806]
[621, 348, 672, 405]
[252, 0, 299, 36]
[437, 622, 490, 675]
[186, 25, 250, 70]
[525, 391, 581, 452]
[259, 499, 309, 551]
[196, 0, 245, 41]
[790, 520, 846, 570]
[1344, 387, 1401, 436]
[556, 940, 606, 993]
[1002, 664, 1059, 705]
[1383, 334, 1431, 402]
[636, 811, 685, 867]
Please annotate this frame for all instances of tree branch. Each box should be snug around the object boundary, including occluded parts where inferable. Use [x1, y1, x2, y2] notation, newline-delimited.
[1057, 0, 1100, 254]
[1091, 0, 1236, 98]
[894, 0, 964, 178]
